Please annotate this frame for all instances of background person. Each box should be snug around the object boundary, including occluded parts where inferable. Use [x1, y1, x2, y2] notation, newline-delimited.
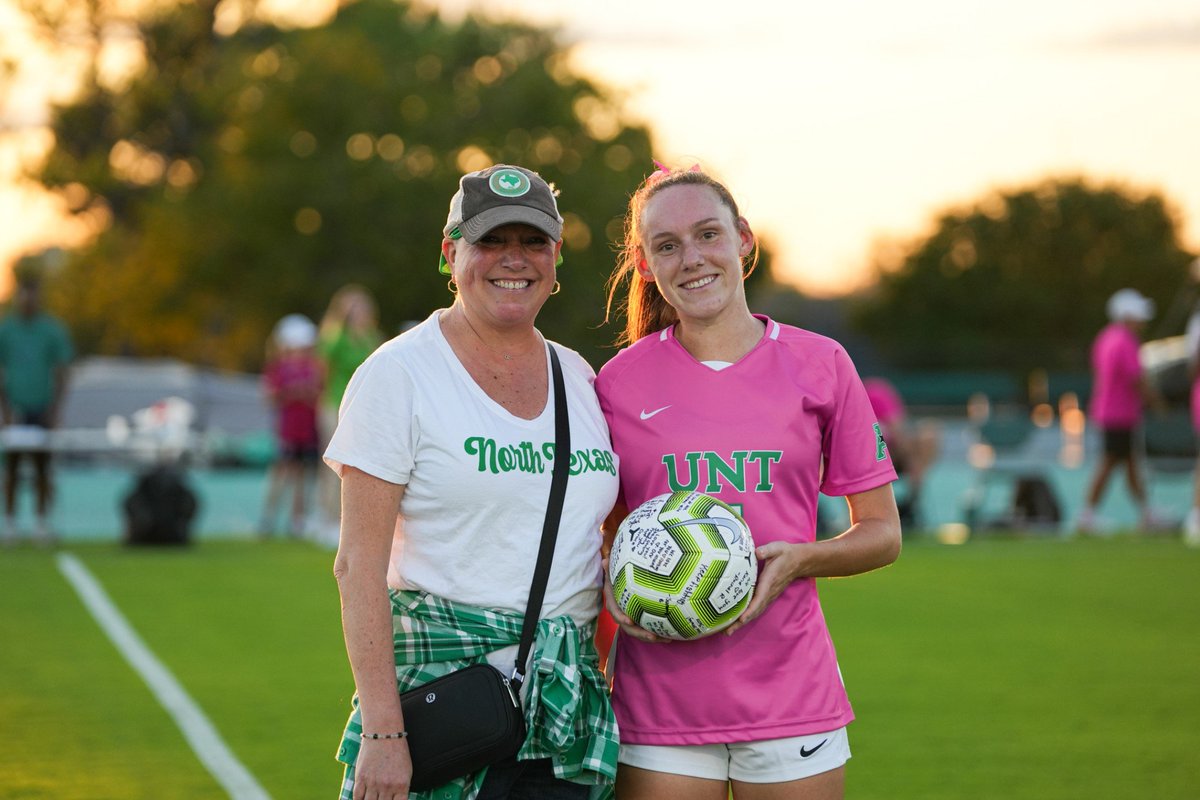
[316, 284, 381, 543]
[1078, 288, 1168, 533]
[258, 313, 323, 538]
[597, 165, 901, 800]
[1184, 301, 1200, 546]
[326, 164, 619, 800]
[0, 274, 73, 545]
[863, 376, 940, 528]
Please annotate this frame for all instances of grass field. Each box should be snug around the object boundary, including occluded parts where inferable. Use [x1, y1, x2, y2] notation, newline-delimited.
[1, 536, 1198, 799]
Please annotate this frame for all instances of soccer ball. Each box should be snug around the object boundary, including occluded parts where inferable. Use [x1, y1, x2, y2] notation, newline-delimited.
[609, 491, 757, 640]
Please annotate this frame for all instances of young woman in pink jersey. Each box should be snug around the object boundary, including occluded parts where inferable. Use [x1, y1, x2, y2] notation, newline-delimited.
[597, 165, 902, 800]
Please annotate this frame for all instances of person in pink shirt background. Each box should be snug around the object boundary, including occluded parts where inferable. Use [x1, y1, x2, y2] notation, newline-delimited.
[1078, 288, 1166, 533]
[597, 164, 901, 800]
[1182, 299, 1200, 545]
[863, 377, 940, 527]
[259, 313, 324, 537]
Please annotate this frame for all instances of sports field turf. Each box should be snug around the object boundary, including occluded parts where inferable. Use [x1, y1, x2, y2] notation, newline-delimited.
[1, 536, 1197, 799]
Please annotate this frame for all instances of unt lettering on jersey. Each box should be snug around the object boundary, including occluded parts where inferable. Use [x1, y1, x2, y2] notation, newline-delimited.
[662, 450, 783, 493]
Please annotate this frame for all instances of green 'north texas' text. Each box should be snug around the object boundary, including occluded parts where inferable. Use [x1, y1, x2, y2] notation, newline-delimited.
[464, 436, 616, 476]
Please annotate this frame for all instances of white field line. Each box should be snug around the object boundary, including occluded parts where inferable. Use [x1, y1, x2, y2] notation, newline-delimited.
[56, 552, 272, 800]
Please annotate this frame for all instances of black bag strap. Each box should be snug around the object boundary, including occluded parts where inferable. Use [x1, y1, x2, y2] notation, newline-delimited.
[511, 344, 570, 689]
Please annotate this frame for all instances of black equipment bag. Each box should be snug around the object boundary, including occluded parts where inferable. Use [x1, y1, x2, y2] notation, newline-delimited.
[123, 465, 198, 545]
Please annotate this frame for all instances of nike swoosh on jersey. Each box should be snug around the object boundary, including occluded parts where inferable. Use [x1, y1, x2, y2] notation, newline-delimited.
[639, 406, 671, 420]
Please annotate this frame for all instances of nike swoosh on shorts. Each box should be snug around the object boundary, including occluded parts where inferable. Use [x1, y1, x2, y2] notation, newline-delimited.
[800, 739, 828, 758]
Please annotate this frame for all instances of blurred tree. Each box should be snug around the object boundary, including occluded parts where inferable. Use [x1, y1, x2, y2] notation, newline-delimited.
[19, 0, 717, 370]
[850, 177, 1196, 376]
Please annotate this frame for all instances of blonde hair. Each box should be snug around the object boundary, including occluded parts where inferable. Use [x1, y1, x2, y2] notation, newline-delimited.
[319, 283, 379, 339]
[605, 168, 758, 346]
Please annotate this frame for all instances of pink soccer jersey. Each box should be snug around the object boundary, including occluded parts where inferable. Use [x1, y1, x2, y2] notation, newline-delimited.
[595, 316, 897, 745]
[1089, 323, 1144, 430]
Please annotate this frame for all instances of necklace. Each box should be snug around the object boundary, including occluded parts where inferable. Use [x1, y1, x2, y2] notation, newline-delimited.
[455, 310, 539, 361]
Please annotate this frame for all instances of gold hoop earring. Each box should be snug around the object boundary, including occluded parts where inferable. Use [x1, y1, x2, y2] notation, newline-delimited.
[550, 281, 561, 295]
[447, 279, 458, 294]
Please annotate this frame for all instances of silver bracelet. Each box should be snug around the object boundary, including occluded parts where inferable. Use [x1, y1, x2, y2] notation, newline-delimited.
[362, 731, 408, 740]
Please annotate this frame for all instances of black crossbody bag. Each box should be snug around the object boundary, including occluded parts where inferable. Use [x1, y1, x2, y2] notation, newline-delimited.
[399, 344, 571, 792]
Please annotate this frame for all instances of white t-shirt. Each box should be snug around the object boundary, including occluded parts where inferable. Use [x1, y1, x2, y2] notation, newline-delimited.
[325, 310, 619, 670]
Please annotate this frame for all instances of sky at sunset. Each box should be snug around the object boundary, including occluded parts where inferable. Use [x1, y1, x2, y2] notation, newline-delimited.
[2, 0, 1199, 296]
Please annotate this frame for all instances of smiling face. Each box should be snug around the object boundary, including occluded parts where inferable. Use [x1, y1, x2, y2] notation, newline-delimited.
[636, 183, 755, 328]
[443, 222, 562, 330]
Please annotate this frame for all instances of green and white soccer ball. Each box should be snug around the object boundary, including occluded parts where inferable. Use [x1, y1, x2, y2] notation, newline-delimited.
[609, 491, 757, 640]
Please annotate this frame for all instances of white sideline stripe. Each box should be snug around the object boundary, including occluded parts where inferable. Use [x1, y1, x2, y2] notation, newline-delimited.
[56, 552, 272, 800]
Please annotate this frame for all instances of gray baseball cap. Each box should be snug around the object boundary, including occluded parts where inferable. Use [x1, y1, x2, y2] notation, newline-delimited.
[444, 164, 563, 244]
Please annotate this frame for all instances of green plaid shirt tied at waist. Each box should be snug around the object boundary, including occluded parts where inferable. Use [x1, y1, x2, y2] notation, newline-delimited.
[337, 589, 619, 800]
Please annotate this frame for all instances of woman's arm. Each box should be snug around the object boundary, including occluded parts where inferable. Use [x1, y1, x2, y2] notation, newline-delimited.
[332, 466, 411, 799]
[724, 483, 901, 636]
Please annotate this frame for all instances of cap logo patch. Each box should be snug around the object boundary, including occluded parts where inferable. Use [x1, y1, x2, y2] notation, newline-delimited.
[489, 168, 531, 197]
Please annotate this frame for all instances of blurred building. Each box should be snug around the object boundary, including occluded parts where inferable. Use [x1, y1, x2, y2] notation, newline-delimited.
[56, 357, 272, 465]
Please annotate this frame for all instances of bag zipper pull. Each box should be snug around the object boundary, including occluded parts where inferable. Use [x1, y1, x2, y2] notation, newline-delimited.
[502, 676, 521, 707]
